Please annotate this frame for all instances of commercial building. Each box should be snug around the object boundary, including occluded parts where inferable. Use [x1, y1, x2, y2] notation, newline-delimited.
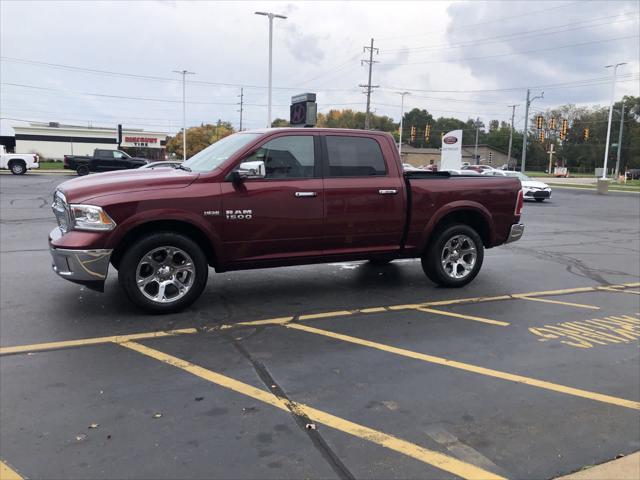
[401, 144, 517, 169]
[12, 122, 170, 161]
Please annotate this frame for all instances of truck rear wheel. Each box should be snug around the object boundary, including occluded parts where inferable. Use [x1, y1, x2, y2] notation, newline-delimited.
[118, 232, 208, 313]
[9, 161, 26, 175]
[422, 224, 484, 287]
[76, 165, 90, 176]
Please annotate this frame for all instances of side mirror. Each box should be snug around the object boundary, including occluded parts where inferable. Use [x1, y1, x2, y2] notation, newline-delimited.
[236, 160, 266, 180]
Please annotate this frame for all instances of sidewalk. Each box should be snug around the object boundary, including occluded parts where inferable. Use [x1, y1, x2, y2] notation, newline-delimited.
[557, 452, 640, 480]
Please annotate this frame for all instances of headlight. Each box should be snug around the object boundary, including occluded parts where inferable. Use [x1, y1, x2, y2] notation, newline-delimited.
[69, 204, 116, 231]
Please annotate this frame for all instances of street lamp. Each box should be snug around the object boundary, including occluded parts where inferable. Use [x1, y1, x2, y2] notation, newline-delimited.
[396, 91, 410, 156]
[602, 62, 626, 180]
[255, 11, 287, 128]
[172, 69, 195, 161]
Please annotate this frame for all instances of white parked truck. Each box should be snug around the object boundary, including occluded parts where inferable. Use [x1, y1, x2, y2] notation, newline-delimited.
[0, 145, 39, 175]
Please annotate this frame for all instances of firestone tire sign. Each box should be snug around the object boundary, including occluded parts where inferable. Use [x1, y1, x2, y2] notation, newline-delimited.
[440, 129, 463, 171]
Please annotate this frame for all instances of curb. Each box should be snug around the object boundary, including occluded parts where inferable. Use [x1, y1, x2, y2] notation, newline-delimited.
[556, 452, 639, 479]
[548, 184, 640, 194]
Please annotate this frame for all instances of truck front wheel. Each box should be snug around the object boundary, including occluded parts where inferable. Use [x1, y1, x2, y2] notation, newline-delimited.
[118, 232, 208, 313]
[422, 224, 484, 287]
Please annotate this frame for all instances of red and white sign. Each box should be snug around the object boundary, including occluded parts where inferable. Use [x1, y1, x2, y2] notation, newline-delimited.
[121, 135, 163, 148]
[440, 129, 463, 170]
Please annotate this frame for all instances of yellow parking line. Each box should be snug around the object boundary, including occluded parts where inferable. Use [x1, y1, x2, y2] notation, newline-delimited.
[0, 328, 197, 356]
[119, 341, 505, 480]
[623, 282, 640, 287]
[511, 286, 596, 297]
[512, 295, 600, 310]
[598, 286, 640, 296]
[416, 307, 510, 326]
[0, 461, 23, 480]
[299, 311, 354, 320]
[285, 323, 640, 411]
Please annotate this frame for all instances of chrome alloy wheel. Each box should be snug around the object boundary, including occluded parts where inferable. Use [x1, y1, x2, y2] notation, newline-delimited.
[136, 246, 195, 304]
[440, 234, 477, 280]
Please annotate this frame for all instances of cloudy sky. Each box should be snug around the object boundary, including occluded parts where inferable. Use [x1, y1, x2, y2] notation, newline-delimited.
[1, 0, 638, 136]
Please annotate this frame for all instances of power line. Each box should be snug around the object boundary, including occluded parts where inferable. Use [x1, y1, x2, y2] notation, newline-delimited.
[379, 12, 638, 54]
[384, 34, 639, 66]
[377, 1, 582, 41]
[0, 56, 359, 93]
[381, 72, 639, 93]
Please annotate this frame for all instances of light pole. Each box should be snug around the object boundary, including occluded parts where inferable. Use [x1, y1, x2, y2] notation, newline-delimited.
[396, 91, 410, 156]
[602, 62, 626, 179]
[520, 89, 544, 172]
[507, 105, 518, 170]
[255, 11, 287, 128]
[173, 69, 195, 161]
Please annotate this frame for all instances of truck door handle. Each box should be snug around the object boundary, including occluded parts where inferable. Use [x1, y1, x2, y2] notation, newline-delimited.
[295, 192, 318, 197]
[378, 189, 398, 195]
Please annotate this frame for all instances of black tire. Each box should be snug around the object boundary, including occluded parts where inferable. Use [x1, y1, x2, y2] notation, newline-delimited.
[76, 164, 90, 176]
[535, 198, 545, 202]
[422, 223, 484, 288]
[9, 161, 26, 175]
[118, 232, 208, 313]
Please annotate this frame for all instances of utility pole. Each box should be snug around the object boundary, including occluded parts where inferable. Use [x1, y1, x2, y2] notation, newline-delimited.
[615, 100, 625, 179]
[396, 91, 410, 156]
[603, 62, 626, 179]
[359, 38, 379, 129]
[474, 117, 480, 164]
[507, 105, 517, 169]
[255, 11, 287, 128]
[237, 87, 244, 132]
[520, 88, 544, 172]
[173, 69, 195, 161]
[547, 143, 555, 175]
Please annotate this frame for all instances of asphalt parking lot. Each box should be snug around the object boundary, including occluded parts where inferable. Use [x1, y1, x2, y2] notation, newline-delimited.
[1, 174, 639, 480]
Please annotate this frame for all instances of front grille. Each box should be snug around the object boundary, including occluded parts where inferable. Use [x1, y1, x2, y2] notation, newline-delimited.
[52, 191, 70, 233]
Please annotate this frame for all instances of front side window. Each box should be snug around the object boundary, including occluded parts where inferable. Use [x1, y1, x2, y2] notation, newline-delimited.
[243, 135, 315, 179]
[326, 136, 386, 177]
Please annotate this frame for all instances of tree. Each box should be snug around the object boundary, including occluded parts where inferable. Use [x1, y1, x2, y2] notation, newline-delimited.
[166, 120, 235, 158]
[271, 118, 289, 127]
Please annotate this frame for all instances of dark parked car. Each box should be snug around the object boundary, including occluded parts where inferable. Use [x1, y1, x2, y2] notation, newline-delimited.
[63, 149, 148, 175]
[625, 169, 640, 180]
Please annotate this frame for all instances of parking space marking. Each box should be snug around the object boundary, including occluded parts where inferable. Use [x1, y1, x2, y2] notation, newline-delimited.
[512, 295, 600, 310]
[598, 286, 640, 296]
[0, 461, 23, 480]
[2, 282, 639, 357]
[0, 328, 197, 356]
[284, 323, 640, 411]
[416, 307, 510, 326]
[119, 340, 505, 480]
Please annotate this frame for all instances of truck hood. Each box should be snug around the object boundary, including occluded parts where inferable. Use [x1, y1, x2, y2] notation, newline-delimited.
[57, 169, 199, 203]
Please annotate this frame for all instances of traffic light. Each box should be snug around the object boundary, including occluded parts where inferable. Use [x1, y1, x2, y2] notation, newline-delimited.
[549, 117, 557, 130]
[488, 151, 493, 163]
[536, 115, 544, 129]
[410, 126, 416, 142]
[561, 119, 568, 137]
[425, 124, 431, 141]
[539, 130, 545, 142]
[583, 127, 590, 141]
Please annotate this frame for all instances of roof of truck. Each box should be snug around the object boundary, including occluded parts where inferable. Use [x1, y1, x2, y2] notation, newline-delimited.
[240, 127, 393, 136]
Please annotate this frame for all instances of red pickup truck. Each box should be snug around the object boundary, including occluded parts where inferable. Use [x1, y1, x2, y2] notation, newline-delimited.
[49, 128, 524, 313]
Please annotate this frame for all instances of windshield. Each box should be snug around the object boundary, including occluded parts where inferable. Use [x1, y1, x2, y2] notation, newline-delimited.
[182, 133, 261, 172]
[504, 171, 531, 182]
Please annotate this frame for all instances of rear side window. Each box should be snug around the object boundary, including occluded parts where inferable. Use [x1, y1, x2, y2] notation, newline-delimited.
[326, 136, 386, 177]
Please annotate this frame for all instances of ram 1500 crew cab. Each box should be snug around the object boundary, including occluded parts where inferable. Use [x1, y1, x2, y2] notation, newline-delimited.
[49, 128, 524, 313]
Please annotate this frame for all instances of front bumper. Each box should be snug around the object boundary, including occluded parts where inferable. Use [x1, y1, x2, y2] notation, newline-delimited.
[505, 223, 525, 244]
[524, 189, 551, 199]
[49, 228, 112, 291]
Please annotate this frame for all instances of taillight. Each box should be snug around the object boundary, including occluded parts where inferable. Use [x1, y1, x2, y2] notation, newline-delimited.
[515, 189, 524, 216]
[34, 155, 39, 163]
